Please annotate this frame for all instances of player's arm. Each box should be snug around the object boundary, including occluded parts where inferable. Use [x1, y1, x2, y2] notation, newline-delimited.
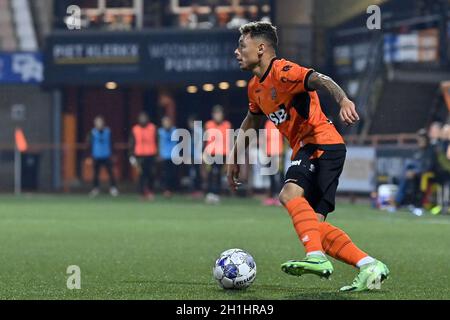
[227, 111, 265, 191]
[306, 71, 359, 126]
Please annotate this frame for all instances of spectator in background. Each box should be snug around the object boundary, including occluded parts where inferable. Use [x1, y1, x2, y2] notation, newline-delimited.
[187, 4, 200, 28]
[262, 120, 284, 206]
[216, 10, 230, 28]
[227, 7, 249, 29]
[431, 122, 450, 214]
[420, 122, 442, 210]
[205, 4, 218, 28]
[187, 2, 216, 29]
[394, 123, 442, 215]
[204, 105, 232, 204]
[129, 112, 158, 200]
[87, 116, 119, 197]
[394, 136, 425, 216]
[178, 10, 192, 28]
[188, 115, 204, 198]
[158, 116, 178, 198]
[247, 5, 260, 22]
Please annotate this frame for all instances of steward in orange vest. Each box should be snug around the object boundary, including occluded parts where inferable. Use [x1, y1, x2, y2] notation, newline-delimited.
[129, 112, 158, 199]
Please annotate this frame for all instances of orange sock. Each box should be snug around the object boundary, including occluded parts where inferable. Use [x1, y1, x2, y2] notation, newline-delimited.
[285, 197, 323, 254]
[319, 222, 368, 267]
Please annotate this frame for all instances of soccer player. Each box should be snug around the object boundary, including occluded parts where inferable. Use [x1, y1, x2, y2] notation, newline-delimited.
[87, 116, 119, 197]
[227, 21, 390, 292]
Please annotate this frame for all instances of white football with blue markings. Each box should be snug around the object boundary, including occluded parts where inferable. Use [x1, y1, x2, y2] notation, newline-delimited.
[213, 248, 257, 290]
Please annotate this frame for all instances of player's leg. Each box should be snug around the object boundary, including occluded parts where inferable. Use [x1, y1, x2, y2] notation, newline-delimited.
[105, 158, 119, 196]
[279, 183, 334, 278]
[146, 156, 155, 197]
[138, 157, 147, 195]
[313, 150, 390, 291]
[90, 159, 101, 197]
[278, 147, 334, 278]
[318, 218, 390, 292]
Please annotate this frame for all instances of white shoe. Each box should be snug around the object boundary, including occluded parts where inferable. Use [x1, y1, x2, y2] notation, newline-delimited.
[109, 187, 119, 197]
[89, 188, 100, 198]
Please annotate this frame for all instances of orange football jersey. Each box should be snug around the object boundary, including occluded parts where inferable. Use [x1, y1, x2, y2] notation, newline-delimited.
[248, 58, 344, 158]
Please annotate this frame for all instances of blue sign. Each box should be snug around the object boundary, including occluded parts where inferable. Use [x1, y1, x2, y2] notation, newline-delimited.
[44, 30, 242, 86]
[0, 52, 43, 84]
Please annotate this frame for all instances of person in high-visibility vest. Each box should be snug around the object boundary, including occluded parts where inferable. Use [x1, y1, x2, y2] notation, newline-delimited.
[87, 116, 119, 197]
[129, 112, 158, 200]
[204, 105, 232, 204]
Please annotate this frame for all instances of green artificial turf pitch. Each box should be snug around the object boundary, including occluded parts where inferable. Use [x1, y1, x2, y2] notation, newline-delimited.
[0, 194, 449, 300]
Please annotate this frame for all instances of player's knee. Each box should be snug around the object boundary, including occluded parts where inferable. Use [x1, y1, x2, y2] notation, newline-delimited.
[279, 183, 304, 207]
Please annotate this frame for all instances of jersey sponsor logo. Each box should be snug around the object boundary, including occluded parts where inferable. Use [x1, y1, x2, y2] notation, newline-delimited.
[268, 105, 289, 126]
[290, 159, 315, 173]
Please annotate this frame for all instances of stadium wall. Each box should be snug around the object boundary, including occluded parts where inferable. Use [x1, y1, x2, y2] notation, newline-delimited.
[0, 86, 53, 192]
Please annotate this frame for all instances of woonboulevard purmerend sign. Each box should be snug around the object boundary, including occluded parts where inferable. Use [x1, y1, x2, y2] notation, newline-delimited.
[43, 29, 243, 87]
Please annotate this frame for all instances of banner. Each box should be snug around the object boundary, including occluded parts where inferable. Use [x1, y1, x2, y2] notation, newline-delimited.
[337, 146, 418, 193]
[44, 30, 243, 86]
[374, 146, 417, 185]
[0, 52, 43, 84]
[338, 147, 376, 193]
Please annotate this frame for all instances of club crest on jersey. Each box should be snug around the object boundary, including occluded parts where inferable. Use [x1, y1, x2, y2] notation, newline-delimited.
[282, 65, 292, 72]
[268, 104, 289, 126]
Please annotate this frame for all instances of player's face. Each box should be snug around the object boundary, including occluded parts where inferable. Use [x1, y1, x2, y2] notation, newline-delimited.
[162, 117, 172, 129]
[212, 110, 224, 123]
[138, 114, 148, 125]
[235, 34, 260, 71]
[94, 117, 104, 129]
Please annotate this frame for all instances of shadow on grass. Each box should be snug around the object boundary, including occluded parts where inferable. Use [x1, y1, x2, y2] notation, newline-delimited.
[122, 280, 361, 300]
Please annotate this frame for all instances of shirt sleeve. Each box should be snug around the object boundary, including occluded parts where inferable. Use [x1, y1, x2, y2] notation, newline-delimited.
[279, 63, 315, 95]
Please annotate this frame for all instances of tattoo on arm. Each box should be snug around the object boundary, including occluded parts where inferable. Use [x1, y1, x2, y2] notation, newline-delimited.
[307, 72, 348, 104]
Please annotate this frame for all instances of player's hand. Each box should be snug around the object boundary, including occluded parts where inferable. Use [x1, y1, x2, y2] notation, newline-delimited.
[226, 163, 241, 191]
[339, 97, 360, 126]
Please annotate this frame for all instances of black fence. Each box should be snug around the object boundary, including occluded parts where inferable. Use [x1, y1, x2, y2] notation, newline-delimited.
[43, 29, 246, 87]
